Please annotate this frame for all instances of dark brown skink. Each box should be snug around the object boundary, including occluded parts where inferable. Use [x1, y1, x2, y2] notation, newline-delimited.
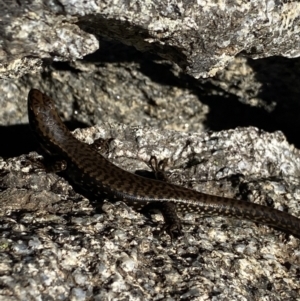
[27, 88, 300, 238]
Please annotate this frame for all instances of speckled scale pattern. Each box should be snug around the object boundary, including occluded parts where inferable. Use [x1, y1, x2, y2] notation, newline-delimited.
[28, 89, 300, 238]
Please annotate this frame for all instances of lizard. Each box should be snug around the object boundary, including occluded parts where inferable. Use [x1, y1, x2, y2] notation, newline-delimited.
[27, 88, 300, 238]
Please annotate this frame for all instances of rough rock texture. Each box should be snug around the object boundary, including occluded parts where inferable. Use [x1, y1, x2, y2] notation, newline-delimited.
[1, 126, 300, 300]
[0, 0, 300, 300]
[0, 1, 98, 78]
[0, 42, 300, 301]
[0, 0, 300, 78]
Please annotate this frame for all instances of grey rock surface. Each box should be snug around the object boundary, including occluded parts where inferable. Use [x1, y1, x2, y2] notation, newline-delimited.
[0, 1, 300, 78]
[0, 54, 300, 299]
[0, 0, 300, 300]
[0, 1, 98, 78]
[1, 125, 300, 300]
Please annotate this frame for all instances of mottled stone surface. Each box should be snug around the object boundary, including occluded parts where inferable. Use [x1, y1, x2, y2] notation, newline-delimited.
[0, 1, 98, 78]
[0, 0, 300, 300]
[0, 56, 300, 298]
[0, 0, 299, 78]
[1, 126, 300, 300]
